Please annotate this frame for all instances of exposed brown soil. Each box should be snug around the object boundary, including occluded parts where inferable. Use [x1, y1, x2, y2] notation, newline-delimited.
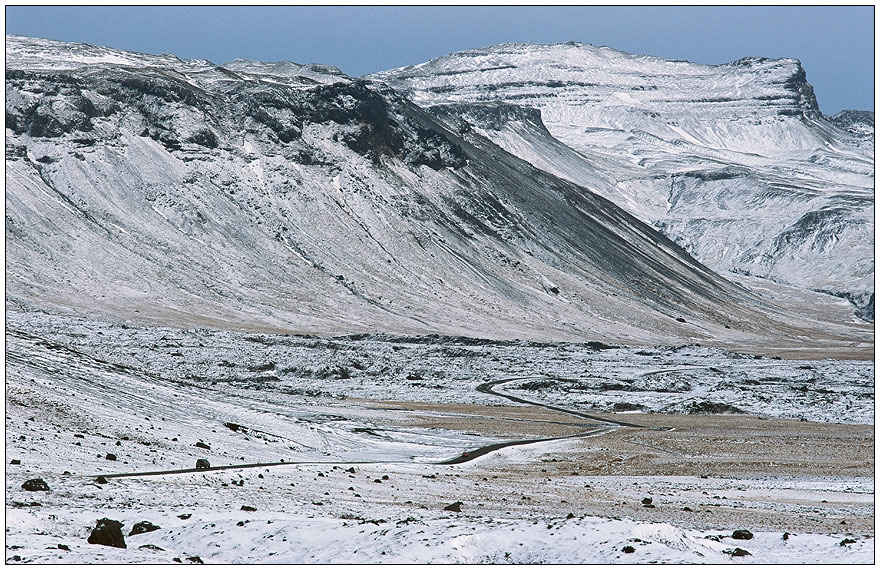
[361, 399, 874, 535]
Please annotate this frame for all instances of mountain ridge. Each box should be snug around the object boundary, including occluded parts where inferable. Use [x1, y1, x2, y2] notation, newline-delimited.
[369, 41, 873, 320]
[4, 35, 872, 351]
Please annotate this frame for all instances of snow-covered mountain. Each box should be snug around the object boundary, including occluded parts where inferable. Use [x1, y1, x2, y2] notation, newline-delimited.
[4, 35, 870, 349]
[370, 42, 874, 320]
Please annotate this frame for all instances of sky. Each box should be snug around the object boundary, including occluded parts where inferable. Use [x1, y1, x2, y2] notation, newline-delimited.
[5, 5, 874, 114]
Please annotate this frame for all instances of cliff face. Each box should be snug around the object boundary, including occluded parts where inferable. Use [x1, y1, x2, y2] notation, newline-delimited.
[371, 42, 874, 321]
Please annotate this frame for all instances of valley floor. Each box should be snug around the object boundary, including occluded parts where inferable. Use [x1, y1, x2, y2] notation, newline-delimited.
[4, 310, 874, 564]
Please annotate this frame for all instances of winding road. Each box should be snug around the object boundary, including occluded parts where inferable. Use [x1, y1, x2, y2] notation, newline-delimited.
[89, 375, 643, 478]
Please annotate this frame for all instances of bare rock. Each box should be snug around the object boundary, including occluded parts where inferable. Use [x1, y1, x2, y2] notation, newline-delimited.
[87, 518, 126, 548]
[130, 521, 160, 536]
[21, 478, 49, 492]
[723, 547, 751, 557]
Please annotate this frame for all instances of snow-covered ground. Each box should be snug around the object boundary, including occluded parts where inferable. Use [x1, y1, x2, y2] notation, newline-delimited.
[5, 310, 874, 564]
[8, 310, 871, 425]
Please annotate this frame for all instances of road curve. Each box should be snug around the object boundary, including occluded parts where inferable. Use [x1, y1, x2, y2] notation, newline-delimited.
[88, 375, 643, 478]
[475, 377, 644, 428]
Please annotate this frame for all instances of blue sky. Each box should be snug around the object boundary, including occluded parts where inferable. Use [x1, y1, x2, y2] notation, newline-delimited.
[5, 5, 874, 114]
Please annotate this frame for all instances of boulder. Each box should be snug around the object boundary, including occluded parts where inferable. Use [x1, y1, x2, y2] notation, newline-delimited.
[723, 547, 750, 557]
[21, 478, 49, 492]
[444, 501, 463, 512]
[87, 518, 126, 548]
[195, 459, 210, 470]
[732, 529, 753, 540]
[130, 521, 160, 536]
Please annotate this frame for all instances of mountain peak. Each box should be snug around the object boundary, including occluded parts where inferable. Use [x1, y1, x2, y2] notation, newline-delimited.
[371, 41, 873, 322]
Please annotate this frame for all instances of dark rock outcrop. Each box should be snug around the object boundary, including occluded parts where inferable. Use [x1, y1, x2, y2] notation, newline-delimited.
[130, 521, 161, 536]
[87, 518, 126, 548]
[21, 478, 49, 492]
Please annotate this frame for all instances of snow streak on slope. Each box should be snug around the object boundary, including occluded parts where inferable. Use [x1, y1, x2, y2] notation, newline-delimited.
[370, 42, 874, 320]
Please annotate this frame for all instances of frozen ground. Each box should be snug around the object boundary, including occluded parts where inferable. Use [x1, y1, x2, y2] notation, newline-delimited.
[5, 310, 874, 564]
[8, 310, 872, 424]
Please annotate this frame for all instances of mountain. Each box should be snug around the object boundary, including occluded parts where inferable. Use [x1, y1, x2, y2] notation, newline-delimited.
[369, 42, 874, 321]
[4, 35, 871, 351]
[828, 109, 875, 139]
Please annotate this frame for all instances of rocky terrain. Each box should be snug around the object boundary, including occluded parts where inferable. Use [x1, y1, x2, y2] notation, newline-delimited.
[5, 310, 874, 564]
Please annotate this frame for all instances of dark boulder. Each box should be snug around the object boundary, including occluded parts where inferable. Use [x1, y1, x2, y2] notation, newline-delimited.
[195, 459, 210, 470]
[731, 529, 753, 540]
[96, 476, 109, 484]
[139, 544, 165, 551]
[194, 442, 211, 450]
[723, 547, 750, 557]
[130, 521, 160, 536]
[105, 453, 117, 461]
[622, 545, 635, 554]
[686, 401, 745, 414]
[21, 478, 50, 492]
[87, 518, 126, 548]
[444, 501, 463, 512]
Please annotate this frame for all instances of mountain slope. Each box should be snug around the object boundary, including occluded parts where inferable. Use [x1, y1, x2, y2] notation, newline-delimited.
[369, 42, 874, 320]
[4, 36, 870, 350]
